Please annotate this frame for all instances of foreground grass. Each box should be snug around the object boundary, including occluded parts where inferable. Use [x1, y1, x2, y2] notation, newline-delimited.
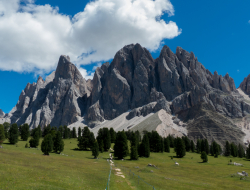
[1, 138, 250, 190]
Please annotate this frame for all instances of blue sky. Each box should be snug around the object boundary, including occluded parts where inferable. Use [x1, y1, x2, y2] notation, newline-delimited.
[0, 0, 250, 113]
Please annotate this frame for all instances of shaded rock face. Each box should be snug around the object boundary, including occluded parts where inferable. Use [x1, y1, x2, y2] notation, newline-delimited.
[239, 74, 250, 95]
[0, 109, 4, 118]
[4, 55, 90, 128]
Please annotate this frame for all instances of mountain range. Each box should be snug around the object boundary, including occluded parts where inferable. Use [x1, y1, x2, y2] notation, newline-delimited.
[1, 43, 250, 147]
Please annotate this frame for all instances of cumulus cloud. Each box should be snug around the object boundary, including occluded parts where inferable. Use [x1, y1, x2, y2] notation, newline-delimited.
[0, 0, 181, 78]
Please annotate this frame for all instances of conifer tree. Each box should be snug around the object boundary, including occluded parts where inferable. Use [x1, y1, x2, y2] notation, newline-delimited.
[8, 123, 19, 144]
[43, 124, 51, 137]
[67, 128, 71, 138]
[238, 144, 244, 158]
[78, 127, 81, 138]
[175, 137, 186, 158]
[196, 139, 201, 153]
[37, 125, 42, 138]
[164, 137, 170, 153]
[168, 135, 174, 148]
[98, 139, 104, 153]
[53, 131, 64, 153]
[246, 144, 250, 159]
[78, 126, 90, 150]
[63, 125, 69, 139]
[58, 126, 63, 138]
[190, 140, 195, 152]
[3, 122, 10, 139]
[201, 151, 208, 162]
[109, 128, 116, 143]
[89, 132, 96, 149]
[212, 141, 219, 157]
[103, 128, 111, 151]
[114, 131, 129, 159]
[139, 134, 150, 157]
[159, 136, 164, 153]
[41, 134, 53, 155]
[92, 141, 99, 158]
[204, 139, 209, 155]
[200, 139, 205, 153]
[21, 123, 30, 141]
[0, 124, 5, 144]
[135, 130, 141, 142]
[29, 131, 40, 148]
[210, 144, 214, 156]
[225, 141, 231, 156]
[72, 127, 77, 138]
[130, 146, 138, 160]
[183, 136, 190, 152]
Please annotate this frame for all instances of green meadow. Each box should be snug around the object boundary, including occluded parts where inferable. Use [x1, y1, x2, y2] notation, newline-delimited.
[0, 138, 250, 190]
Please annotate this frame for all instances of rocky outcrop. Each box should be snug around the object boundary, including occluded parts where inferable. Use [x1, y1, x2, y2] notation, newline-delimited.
[0, 109, 4, 118]
[239, 74, 250, 95]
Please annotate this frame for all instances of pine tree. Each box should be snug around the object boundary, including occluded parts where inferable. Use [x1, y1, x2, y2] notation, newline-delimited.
[21, 123, 30, 141]
[63, 125, 68, 139]
[114, 131, 129, 159]
[130, 146, 138, 160]
[67, 128, 71, 138]
[109, 128, 116, 143]
[246, 144, 250, 159]
[58, 126, 63, 138]
[89, 132, 96, 149]
[92, 141, 99, 158]
[78, 126, 90, 150]
[72, 127, 77, 138]
[212, 141, 219, 157]
[175, 137, 186, 158]
[224, 141, 231, 156]
[3, 122, 10, 139]
[200, 139, 205, 153]
[159, 137, 164, 153]
[190, 140, 195, 152]
[0, 124, 5, 144]
[238, 144, 244, 158]
[103, 128, 111, 151]
[78, 127, 81, 138]
[183, 136, 190, 152]
[53, 131, 64, 154]
[8, 123, 19, 144]
[204, 139, 209, 155]
[210, 144, 214, 156]
[139, 134, 150, 157]
[135, 130, 141, 142]
[41, 134, 53, 155]
[29, 131, 40, 148]
[201, 151, 208, 162]
[98, 139, 104, 153]
[168, 135, 174, 148]
[37, 125, 42, 138]
[43, 124, 51, 137]
[196, 139, 201, 153]
[164, 137, 170, 153]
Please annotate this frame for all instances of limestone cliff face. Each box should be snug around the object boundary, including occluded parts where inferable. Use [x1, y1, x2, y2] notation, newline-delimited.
[3, 55, 90, 128]
[1, 44, 250, 146]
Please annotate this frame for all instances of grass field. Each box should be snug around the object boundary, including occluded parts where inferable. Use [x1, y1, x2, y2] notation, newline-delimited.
[1, 138, 250, 190]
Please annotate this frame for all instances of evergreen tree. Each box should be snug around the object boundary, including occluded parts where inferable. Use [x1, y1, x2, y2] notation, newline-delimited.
[175, 137, 186, 158]
[114, 131, 129, 159]
[53, 131, 64, 153]
[139, 134, 150, 157]
[200, 139, 205, 153]
[130, 146, 138, 160]
[230, 143, 238, 157]
[190, 140, 195, 152]
[0, 124, 5, 144]
[168, 135, 174, 148]
[135, 130, 141, 142]
[238, 144, 244, 158]
[20, 123, 30, 141]
[204, 139, 209, 155]
[78, 126, 90, 150]
[43, 124, 51, 137]
[89, 132, 96, 149]
[29, 131, 40, 148]
[183, 136, 190, 152]
[3, 122, 10, 139]
[150, 131, 161, 152]
[41, 134, 53, 155]
[67, 128, 71, 138]
[201, 151, 208, 162]
[63, 125, 69, 139]
[246, 144, 250, 159]
[196, 139, 201, 153]
[37, 125, 42, 138]
[58, 126, 63, 138]
[8, 123, 19, 144]
[224, 141, 231, 156]
[212, 141, 219, 157]
[109, 128, 116, 143]
[50, 128, 57, 138]
[98, 139, 104, 153]
[159, 136, 164, 153]
[72, 127, 77, 138]
[78, 127, 81, 138]
[164, 137, 170, 153]
[210, 144, 214, 156]
[92, 141, 99, 158]
[103, 128, 111, 151]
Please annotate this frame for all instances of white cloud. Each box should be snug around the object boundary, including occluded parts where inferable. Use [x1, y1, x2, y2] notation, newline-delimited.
[78, 67, 94, 80]
[0, 0, 181, 79]
[248, 20, 250, 24]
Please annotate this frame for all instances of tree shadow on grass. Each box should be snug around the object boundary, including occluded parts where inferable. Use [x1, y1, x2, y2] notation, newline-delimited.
[2, 142, 14, 145]
[71, 148, 91, 151]
[197, 161, 207, 163]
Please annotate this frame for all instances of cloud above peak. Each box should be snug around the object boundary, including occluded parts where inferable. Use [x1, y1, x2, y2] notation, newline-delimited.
[0, 0, 181, 78]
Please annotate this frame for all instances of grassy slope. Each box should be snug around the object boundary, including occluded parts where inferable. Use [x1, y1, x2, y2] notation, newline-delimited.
[1, 138, 250, 190]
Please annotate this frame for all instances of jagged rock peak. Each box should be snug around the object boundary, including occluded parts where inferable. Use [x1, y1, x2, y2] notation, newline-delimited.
[239, 74, 250, 95]
[0, 109, 5, 118]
